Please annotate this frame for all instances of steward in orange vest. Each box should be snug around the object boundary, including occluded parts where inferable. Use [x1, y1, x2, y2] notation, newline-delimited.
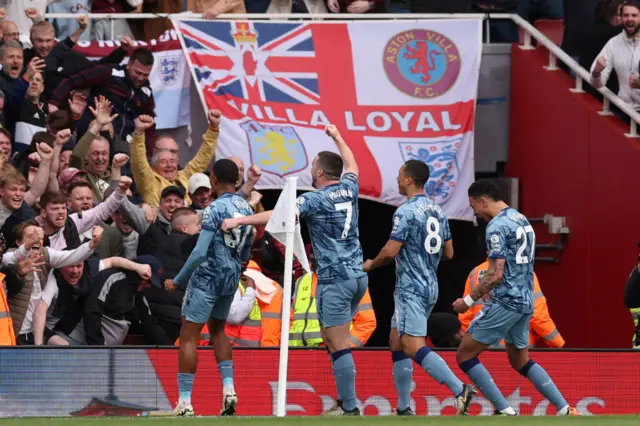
[244, 261, 283, 347]
[459, 260, 565, 348]
[0, 273, 16, 346]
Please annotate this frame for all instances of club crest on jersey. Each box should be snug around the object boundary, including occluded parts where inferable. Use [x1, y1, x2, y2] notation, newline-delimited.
[159, 56, 181, 86]
[399, 139, 461, 204]
[242, 120, 308, 178]
[383, 29, 461, 98]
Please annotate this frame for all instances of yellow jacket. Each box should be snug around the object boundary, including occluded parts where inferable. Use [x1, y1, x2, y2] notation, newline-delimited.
[130, 126, 219, 207]
[459, 260, 565, 348]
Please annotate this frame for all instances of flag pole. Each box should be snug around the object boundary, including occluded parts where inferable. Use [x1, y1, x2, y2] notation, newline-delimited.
[275, 177, 298, 417]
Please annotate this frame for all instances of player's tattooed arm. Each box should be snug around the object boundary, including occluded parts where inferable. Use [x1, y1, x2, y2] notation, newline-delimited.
[470, 258, 505, 300]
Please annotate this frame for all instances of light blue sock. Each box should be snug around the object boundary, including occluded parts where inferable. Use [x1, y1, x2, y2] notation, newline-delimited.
[519, 360, 568, 411]
[460, 358, 510, 411]
[391, 351, 413, 411]
[177, 373, 194, 405]
[331, 349, 357, 411]
[218, 360, 234, 392]
[328, 349, 342, 401]
[414, 347, 464, 397]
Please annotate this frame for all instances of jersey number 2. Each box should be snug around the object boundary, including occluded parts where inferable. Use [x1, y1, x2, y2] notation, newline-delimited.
[515, 225, 535, 264]
[424, 217, 442, 254]
[335, 202, 353, 239]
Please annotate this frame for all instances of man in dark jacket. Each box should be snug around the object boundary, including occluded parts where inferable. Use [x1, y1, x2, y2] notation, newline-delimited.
[23, 19, 128, 103]
[624, 245, 640, 348]
[143, 208, 201, 341]
[48, 47, 156, 147]
[0, 40, 23, 98]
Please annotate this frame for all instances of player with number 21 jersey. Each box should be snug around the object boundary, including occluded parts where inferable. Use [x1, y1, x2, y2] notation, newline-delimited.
[485, 208, 534, 313]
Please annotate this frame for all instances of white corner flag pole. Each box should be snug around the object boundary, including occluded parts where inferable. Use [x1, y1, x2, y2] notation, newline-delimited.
[267, 177, 298, 418]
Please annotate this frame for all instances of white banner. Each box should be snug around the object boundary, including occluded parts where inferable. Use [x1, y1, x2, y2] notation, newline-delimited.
[175, 20, 482, 220]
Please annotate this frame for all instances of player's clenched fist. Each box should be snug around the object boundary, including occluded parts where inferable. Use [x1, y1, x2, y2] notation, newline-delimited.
[325, 124, 340, 139]
[452, 297, 470, 314]
[208, 110, 222, 128]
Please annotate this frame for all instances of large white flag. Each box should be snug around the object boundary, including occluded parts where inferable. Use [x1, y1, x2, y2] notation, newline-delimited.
[265, 178, 310, 273]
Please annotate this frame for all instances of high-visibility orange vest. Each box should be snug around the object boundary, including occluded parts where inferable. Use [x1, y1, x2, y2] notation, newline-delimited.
[289, 272, 376, 348]
[224, 282, 262, 347]
[0, 274, 16, 346]
[459, 260, 565, 348]
[245, 261, 282, 347]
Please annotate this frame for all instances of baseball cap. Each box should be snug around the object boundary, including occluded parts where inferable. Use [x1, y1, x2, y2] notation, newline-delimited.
[188, 173, 211, 195]
[58, 167, 87, 191]
[161, 185, 185, 199]
[136, 255, 164, 288]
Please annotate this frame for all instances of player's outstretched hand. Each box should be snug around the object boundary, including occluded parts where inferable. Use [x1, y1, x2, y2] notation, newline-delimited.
[452, 298, 470, 314]
[363, 259, 373, 273]
[221, 218, 239, 232]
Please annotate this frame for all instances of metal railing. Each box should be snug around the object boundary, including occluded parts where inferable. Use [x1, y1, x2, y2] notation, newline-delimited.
[41, 12, 640, 137]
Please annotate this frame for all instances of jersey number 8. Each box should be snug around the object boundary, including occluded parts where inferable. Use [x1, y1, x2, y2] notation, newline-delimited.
[424, 216, 442, 254]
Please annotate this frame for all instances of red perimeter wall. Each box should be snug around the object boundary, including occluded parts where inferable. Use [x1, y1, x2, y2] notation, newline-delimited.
[508, 46, 640, 348]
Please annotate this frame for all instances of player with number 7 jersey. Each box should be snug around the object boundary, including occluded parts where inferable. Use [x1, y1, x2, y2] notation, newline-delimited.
[221, 124, 367, 416]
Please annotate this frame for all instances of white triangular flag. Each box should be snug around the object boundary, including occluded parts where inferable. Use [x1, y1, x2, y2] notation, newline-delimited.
[265, 177, 310, 273]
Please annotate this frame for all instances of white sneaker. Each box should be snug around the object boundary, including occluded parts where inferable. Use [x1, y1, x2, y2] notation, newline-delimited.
[220, 390, 238, 416]
[174, 404, 195, 417]
[322, 400, 344, 416]
[141, 403, 194, 417]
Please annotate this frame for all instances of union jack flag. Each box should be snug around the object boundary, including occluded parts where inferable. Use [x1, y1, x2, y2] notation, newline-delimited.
[178, 21, 320, 104]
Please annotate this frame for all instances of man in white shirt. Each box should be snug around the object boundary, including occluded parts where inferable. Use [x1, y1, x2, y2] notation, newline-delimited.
[40, 176, 130, 250]
[3, 221, 102, 345]
[591, 1, 640, 109]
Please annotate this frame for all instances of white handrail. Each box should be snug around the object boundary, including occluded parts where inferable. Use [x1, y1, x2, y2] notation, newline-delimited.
[498, 13, 640, 137]
[41, 11, 640, 136]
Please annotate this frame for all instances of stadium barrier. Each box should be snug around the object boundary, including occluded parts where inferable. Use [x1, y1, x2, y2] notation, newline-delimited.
[0, 347, 637, 417]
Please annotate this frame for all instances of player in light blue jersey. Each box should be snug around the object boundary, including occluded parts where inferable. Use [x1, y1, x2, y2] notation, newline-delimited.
[223, 125, 367, 416]
[364, 160, 476, 416]
[151, 159, 254, 418]
[453, 179, 580, 416]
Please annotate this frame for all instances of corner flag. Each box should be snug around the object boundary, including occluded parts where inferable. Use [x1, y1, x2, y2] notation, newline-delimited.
[265, 178, 310, 274]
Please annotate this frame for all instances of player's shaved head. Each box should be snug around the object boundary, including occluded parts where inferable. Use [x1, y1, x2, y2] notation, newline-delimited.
[468, 179, 502, 201]
[402, 160, 430, 188]
[213, 158, 239, 185]
[316, 151, 343, 180]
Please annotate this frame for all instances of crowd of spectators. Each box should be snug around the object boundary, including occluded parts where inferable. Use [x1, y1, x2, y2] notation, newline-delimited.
[0, 0, 626, 348]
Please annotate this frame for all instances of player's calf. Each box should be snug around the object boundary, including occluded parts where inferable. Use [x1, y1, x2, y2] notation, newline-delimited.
[516, 359, 578, 415]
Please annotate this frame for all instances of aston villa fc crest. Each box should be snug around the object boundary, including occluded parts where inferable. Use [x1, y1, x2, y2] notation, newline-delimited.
[383, 29, 461, 98]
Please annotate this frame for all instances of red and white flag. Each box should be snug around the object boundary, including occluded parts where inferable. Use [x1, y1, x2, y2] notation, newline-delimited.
[174, 19, 482, 220]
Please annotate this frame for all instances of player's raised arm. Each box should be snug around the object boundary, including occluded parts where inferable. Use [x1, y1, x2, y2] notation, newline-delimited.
[222, 211, 273, 231]
[325, 125, 358, 177]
